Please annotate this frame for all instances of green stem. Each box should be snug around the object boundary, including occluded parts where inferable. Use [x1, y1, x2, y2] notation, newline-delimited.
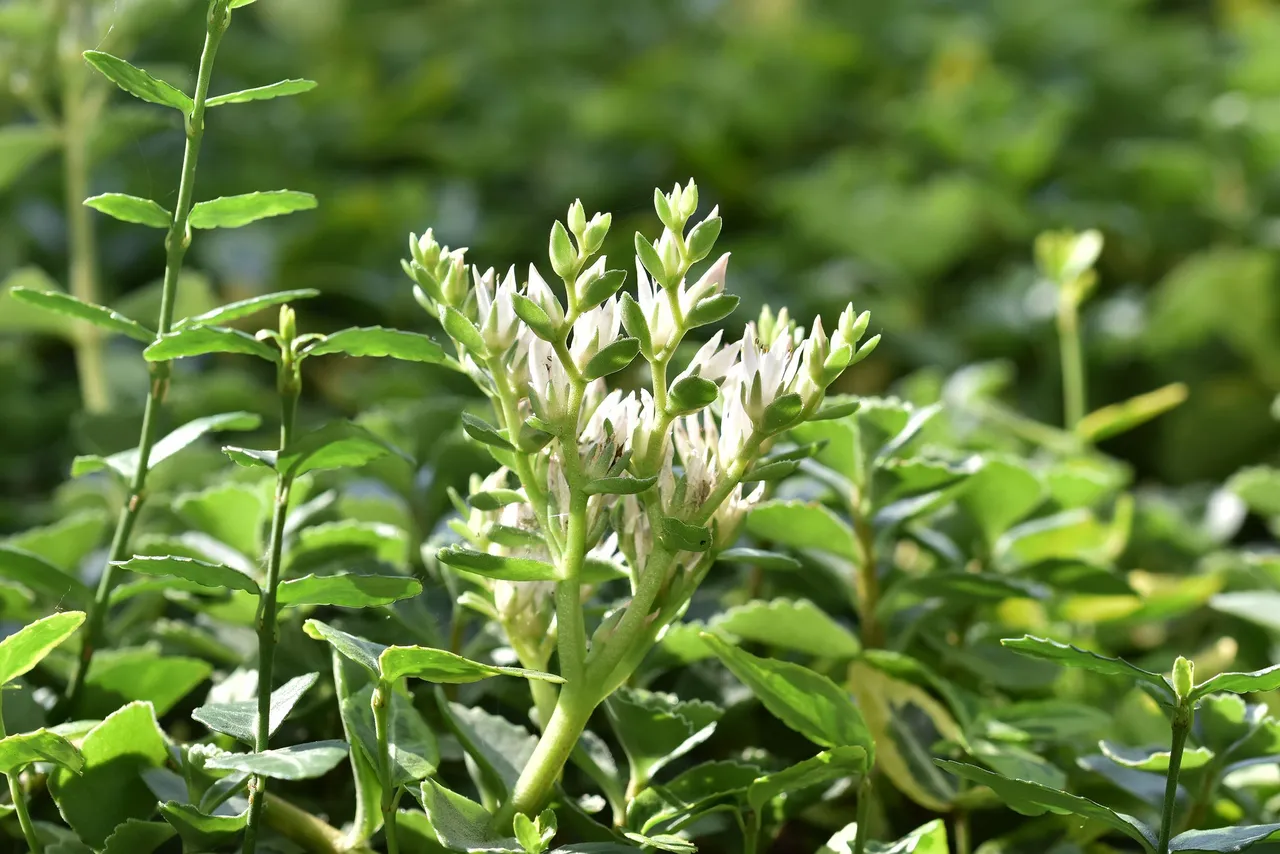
[61, 1, 229, 716]
[373, 682, 401, 854]
[501, 687, 596, 823]
[1057, 291, 1086, 431]
[853, 775, 872, 854]
[741, 812, 760, 854]
[243, 372, 299, 854]
[953, 810, 970, 854]
[1157, 705, 1192, 854]
[61, 0, 109, 413]
[0, 695, 41, 854]
[852, 510, 882, 648]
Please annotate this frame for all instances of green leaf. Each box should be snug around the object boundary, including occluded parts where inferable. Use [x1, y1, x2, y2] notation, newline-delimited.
[687, 293, 739, 327]
[702, 633, 873, 755]
[8, 288, 154, 343]
[189, 190, 317, 229]
[302, 620, 384, 676]
[175, 288, 320, 330]
[223, 446, 278, 469]
[176, 481, 267, 560]
[628, 759, 761, 834]
[0, 125, 59, 191]
[441, 699, 536, 798]
[0, 610, 85, 686]
[1000, 635, 1170, 691]
[84, 193, 172, 228]
[624, 832, 696, 853]
[861, 820, 948, 854]
[276, 573, 422, 609]
[995, 509, 1113, 568]
[158, 802, 248, 850]
[206, 740, 348, 780]
[1076, 383, 1188, 444]
[585, 475, 658, 496]
[417, 779, 517, 852]
[1210, 591, 1280, 632]
[74, 411, 262, 481]
[331, 654, 382, 846]
[83, 51, 193, 113]
[936, 760, 1156, 852]
[0, 546, 92, 607]
[1170, 825, 1280, 852]
[83, 648, 212, 718]
[346, 685, 439, 787]
[667, 375, 719, 415]
[114, 555, 260, 595]
[1099, 741, 1214, 772]
[584, 338, 641, 380]
[461, 412, 515, 451]
[1227, 466, 1280, 518]
[658, 517, 713, 552]
[192, 672, 319, 743]
[294, 519, 408, 568]
[469, 489, 526, 511]
[0, 730, 83, 775]
[206, 78, 317, 107]
[101, 820, 176, 854]
[437, 545, 561, 581]
[763, 392, 805, 433]
[279, 420, 393, 476]
[718, 548, 802, 571]
[306, 326, 452, 365]
[50, 702, 170, 848]
[144, 324, 279, 362]
[958, 458, 1044, 544]
[1192, 664, 1280, 700]
[606, 689, 722, 787]
[746, 500, 857, 561]
[442, 306, 487, 353]
[747, 746, 869, 814]
[710, 598, 860, 659]
[879, 573, 1044, 615]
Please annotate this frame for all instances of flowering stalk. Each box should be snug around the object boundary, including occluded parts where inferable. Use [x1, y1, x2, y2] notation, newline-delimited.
[407, 180, 880, 825]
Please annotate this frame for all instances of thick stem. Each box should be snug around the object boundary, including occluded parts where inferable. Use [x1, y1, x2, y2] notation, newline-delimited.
[243, 378, 298, 854]
[263, 793, 362, 854]
[501, 689, 595, 823]
[853, 511, 882, 648]
[373, 682, 401, 854]
[1057, 291, 1086, 431]
[61, 5, 229, 715]
[1157, 705, 1192, 854]
[61, 0, 109, 413]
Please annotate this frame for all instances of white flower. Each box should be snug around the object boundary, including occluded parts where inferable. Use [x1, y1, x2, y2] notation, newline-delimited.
[636, 258, 678, 353]
[526, 264, 566, 329]
[683, 246, 727, 310]
[569, 296, 623, 370]
[528, 337, 574, 422]
[736, 321, 805, 425]
[474, 266, 521, 353]
[674, 329, 741, 385]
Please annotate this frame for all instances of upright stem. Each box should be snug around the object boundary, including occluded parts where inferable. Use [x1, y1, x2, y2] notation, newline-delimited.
[502, 688, 596, 822]
[60, 0, 109, 413]
[853, 775, 872, 854]
[372, 682, 401, 854]
[62, 1, 230, 715]
[243, 372, 299, 854]
[1057, 291, 1086, 431]
[1157, 704, 1192, 854]
[853, 511, 882, 648]
[0, 695, 42, 854]
[952, 810, 971, 854]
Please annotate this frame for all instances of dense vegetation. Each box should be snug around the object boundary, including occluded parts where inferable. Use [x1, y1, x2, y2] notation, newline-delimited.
[5, 1, 1280, 853]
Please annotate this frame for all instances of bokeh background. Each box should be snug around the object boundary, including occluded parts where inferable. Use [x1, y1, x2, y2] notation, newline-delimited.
[3, 0, 1279, 531]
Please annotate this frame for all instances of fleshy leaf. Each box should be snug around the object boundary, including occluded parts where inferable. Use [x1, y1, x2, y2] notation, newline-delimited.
[113, 555, 260, 595]
[627, 760, 761, 834]
[84, 193, 172, 228]
[0, 730, 84, 775]
[1169, 825, 1280, 852]
[346, 684, 439, 787]
[205, 740, 349, 780]
[606, 689, 722, 788]
[83, 648, 212, 718]
[0, 546, 92, 607]
[1099, 741, 1214, 772]
[746, 500, 858, 561]
[174, 288, 320, 329]
[276, 573, 422, 609]
[144, 325, 278, 362]
[83, 51, 193, 113]
[206, 78, 317, 107]
[305, 326, 452, 365]
[1000, 635, 1170, 691]
[73, 411, 261, 481]
[191, 672, 319, 743]
[717, 548, 802, 571]
[189, 190, 317, 229]
[437, 545, 560, 581]
[710, 598, 860, 659]
[441, 699, 536, 798]
[747, 746, 869, 814]
[0, 610, 86, 685]
[8, 288, 154, 343]
[1076, 383, 1188, 443]
[416, 779, 518, 852]
[277, 421, 393, 476]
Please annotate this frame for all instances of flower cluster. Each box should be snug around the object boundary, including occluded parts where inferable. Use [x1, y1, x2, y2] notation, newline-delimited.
[406, 180, 879, 686]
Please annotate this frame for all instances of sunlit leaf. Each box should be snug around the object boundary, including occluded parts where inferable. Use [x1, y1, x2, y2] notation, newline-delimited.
[189, 190, 317, 229]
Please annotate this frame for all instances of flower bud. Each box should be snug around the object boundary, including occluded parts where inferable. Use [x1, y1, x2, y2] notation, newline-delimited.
[657, 229, 682, 288]
[1035, 229, 1103, 286]
[440, 252, 469, 308]
[582, 212, 612, 256]
[549, 221, 578, 280]
[278, 304, 296, 344]
[1172, 655, 1194, 700]
[678, 178, 698, 220]
[410, 229, 442, 271]
[567, 199, 586, 239]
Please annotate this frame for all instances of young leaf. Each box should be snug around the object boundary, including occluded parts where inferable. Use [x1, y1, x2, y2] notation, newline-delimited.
[1076, 382, 1188, 444]
[84, 193, 172, 229]
[762, 392, 804, 433]
[188, 190, 317, 229]
[717, 547, 802, 571]
[667, 375, 718, 415]
[1099, 741, 1214, 772]
[174, 288, 320, 329]
[417, 779, 517, 852]
[437, 545, 561, 581]
[8, 288, 154, 343]
[468, 488, 526, 511]
[710, 598, 860, 659]
[701, 633, 874, 755]
[935, 760, 1156, 852]
[49, 702, 171, 848]
[1192, 664, 1280, 700]
[205, 740, 349, 780]
[0, 546, 92, 607]
[461, 412, 515, 450]
[658, 517, 712, 552]
[628, 759, 760, 834]
[74, 411, 261, 481]
[958, 458, 1044, 544]
[158, 802, 248, 850]
[305, 326, 452, 365]
[83, 51, 194, 113]
[747, 746, 869, 814]
[1169, 826, 1280, 852]
[746, 500, 858, 562]
[442, 305, 487, 353]
[1001, 636, 1170, 691]
[192, 672, 319, 744]
[0, 610, 86, 685]
[223, 446, 278, 469]
[606, 689, 722, 788]
[582, 475, 656, 496]
[144, 325, 278, 362]
[687, 293, 739, 327]
[584, 338, 641, 380]
[101, 820, 176, 854]
[275, 573, 422, 609]
[346, 684, 439, 787]
[0, 730, 84, 775]
[278, 421, 393, 476]
[113, 555, 261, 596]
[206, 78, 317, 107]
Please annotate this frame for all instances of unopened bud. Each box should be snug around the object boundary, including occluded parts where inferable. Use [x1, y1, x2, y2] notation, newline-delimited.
[278, 304, 296, 343]
[1173, 656, 1194, 700]
[441, 253, 468, 307]
[567, 199, 586, 239]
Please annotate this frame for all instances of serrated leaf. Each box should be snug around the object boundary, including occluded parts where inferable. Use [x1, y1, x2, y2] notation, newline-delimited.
[278, 420, 393, 476]
[50, 702, 170, 848]
[1170, 825, 1280, 852]
[276, 573, 422, 609]
[606, 689, 722, 787]
[0, 546, 92, 607]
[959, 458, 1044, 544]
[74, 411, 261, 481]
[1099, 741, 1213, 772]
[0, 610, 85, 686]
[658, 517, 712, 552]
[84, 51, 193, 113]
[1000, 635, 1169, 691]
[1192, 663, 1280, 700]
[306, 325, 452, 365]
[189, 190, 317, 229]
[114, 555, 260, 595]
[159, 802, 248, 850]
[206, 78, 317, 107]
[442, 700, 536, 797]
[0, 729, 83, 775]
[9, 288, 154, 343]
[84, 193, 172, 228]
[205, 740, 348, 780]
[416, 779, 518, 852]
[702, 633, 873, 756]
[747, 500, 858, 561]
[101, 819, 176, 854]
[437, 545, 560, 581]
[747, 746, 869, 814]
[192, 672, 319, 744]
[175, 288, 320, 329]
[144, 325, 278, 362]
[710, 598, 860, 659]
[628, 759, 760, 834]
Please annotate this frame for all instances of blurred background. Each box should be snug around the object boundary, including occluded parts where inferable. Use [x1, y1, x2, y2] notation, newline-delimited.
[2, 0, 1279, 531]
